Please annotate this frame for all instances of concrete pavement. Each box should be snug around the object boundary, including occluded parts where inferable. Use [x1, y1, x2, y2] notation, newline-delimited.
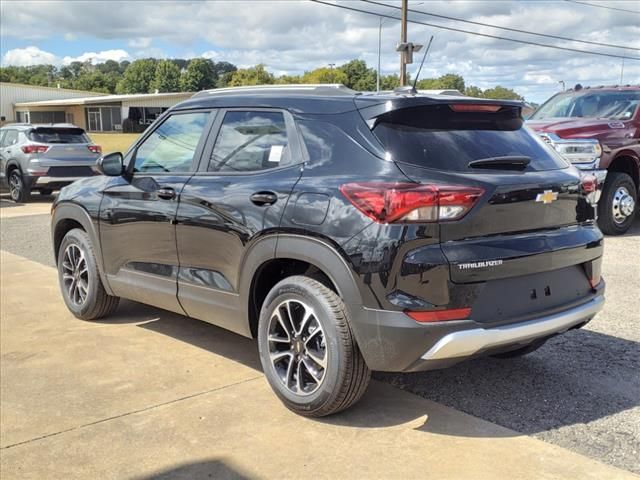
[1, 247, 637, 478]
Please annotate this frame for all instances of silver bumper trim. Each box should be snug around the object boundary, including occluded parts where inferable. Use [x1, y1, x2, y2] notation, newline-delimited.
[421, 295, 604, 361]
[35, 176, 84, 184]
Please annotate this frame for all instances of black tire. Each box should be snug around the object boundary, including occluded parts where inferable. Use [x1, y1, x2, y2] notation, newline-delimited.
[57, 228, 120, 320]
[8, 169, 31, 203]
[597, 172, 637, 235]
[258, 276, 371, 417]
[491, 338, 548, 359]
[38, 189, 53, 196]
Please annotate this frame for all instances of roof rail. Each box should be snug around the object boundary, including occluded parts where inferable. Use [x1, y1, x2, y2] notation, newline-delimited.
[192, 84, 358, 98]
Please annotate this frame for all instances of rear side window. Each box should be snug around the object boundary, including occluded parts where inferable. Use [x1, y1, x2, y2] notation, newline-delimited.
[207, 111, 290, 172]
[28, 128, 89, 144]
[3, 130, 19, 147]
[373, 105, 568, 172]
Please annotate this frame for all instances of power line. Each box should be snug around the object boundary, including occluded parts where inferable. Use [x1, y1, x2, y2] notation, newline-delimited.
[364, 0, 639, 51]
[309, 0, 639, 61]
[564, 0, 640, 14]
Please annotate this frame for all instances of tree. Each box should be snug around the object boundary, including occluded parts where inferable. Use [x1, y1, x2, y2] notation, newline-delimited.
[150, 60, 181, 92]
[227, 64, 274, 86]
[179, 58, 216, 92]
[116, 58, 157, 93]
[465, 85, 484, 98]
[416, 73, 465, 92]
[338, 59, 376, 91]
[73, 71, 113, 93]
[380, 74, 400, 90]
[482, 85, 523, 100]
[301, 67, 348, 84]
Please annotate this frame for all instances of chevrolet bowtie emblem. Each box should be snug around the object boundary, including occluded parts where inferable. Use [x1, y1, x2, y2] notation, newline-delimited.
[536, 190, 558, 204]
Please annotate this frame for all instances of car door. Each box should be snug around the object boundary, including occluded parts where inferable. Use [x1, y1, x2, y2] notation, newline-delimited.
[175, 109, 304, 335]
[99, 109, 216, 314]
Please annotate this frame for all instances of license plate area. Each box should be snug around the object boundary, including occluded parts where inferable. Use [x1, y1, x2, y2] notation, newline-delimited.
[471, 265, 593, 324]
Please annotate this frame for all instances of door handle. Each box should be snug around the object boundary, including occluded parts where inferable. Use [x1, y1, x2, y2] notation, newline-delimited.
[157, 187, 176, 200]
[250, 191, 278, 206]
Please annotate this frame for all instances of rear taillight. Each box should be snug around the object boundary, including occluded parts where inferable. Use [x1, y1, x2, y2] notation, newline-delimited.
[339, 182, 484, 223]
[88, 145, 102, 154]
[405, 307, 472, 323]
[21, 145, 49, 154]
[581, 174, 598, 193]
[449, 104, 501, 113]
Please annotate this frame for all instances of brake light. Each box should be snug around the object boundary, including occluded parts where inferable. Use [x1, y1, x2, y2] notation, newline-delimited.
[406, 307, 472, 323]
[449, 104, 501, 113]
[581, 174, 598, 193]
[21, 145, 49, 154]
[589, 273, 601, 289]
[88, 145, 102, 154]
[339, 182, 484, 223]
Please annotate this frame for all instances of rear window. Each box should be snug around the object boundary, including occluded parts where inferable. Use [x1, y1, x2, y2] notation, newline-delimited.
[372, 105, 568, 172]
[28, 128, 89, 144]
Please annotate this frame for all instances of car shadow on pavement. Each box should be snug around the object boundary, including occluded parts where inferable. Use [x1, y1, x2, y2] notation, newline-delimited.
[96, 300, 639, 439]
[0, 193, 55, 207]
[136, 459, 252, 480]
[376, 327, 639, 437]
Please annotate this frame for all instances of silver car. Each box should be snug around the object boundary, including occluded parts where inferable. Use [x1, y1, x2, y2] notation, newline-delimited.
[0, 124, 102, 202]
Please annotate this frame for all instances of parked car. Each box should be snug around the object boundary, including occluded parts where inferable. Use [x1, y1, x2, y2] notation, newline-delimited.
[528, 85, 639, 235]
[51, 85, 605, 417]
[0, 124, 102, 202]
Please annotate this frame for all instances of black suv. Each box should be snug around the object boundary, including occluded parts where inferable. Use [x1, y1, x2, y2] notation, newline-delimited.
[52, 85, 605, 417]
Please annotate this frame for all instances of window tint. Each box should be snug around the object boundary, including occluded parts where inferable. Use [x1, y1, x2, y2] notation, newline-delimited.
[29, 128, 89, 144]
[0, 131, 6, 147]
[134, 112, 210, 173]
[3, 130, 18, 147]
[373, 105, 568, 172]
[208, 111, 290, 172]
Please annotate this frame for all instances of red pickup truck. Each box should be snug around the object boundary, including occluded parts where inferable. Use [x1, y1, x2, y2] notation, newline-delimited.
[528, 85, 639, 235]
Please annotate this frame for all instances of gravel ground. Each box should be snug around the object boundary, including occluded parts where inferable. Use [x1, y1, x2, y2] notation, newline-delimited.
[1, 202, 638, 473]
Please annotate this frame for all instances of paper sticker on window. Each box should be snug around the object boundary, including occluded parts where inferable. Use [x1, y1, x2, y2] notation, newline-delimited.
[268, 145, 284, 163]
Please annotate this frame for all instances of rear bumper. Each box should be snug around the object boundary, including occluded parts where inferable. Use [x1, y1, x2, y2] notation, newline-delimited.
[419, 293, 604, 365]
[350, 286, 604, 372]
[24, 175, 91, 191]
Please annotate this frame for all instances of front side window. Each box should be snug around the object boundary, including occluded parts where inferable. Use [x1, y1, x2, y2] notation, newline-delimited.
[208, 111, 290, 172]
[133, 112, 210, 173]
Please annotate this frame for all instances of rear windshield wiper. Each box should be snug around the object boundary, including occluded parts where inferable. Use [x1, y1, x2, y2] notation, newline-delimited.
[468, 156, 531, 170]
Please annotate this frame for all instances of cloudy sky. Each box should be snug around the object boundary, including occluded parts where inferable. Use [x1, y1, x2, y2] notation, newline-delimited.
[1, 0, 638, 102]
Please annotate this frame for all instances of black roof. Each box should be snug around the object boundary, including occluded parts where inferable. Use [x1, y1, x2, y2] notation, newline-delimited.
[173, 84, 524, 116]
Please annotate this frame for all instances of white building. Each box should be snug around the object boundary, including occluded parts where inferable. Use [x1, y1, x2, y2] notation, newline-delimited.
[1, 82, 194, 132]
[1, 82, 102, 125]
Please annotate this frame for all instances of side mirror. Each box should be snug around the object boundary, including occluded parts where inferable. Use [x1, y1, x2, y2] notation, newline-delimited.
[95, 152, 124, 176]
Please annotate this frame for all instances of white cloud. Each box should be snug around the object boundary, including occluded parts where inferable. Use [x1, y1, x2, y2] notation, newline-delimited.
[128, 37, 152, 49]
[2, 46, 58, 66]
[1, 1, 638, 102]
[62, 49, 130, 65]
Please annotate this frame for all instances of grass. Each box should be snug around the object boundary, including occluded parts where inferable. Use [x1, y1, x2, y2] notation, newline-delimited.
[89, 133, 140, 154]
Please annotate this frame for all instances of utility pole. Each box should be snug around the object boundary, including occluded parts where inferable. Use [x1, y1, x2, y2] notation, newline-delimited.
[377, 17, 382, 92]
[399, 0, 408, 86]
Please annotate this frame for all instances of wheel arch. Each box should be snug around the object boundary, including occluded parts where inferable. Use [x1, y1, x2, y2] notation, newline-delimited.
[51, 202, 114, 295]
[608, 153, 640, 191]
[239, 234, 364, 339]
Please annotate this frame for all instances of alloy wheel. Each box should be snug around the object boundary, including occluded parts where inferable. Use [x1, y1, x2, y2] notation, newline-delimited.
[9, 172, 22, 202]
[61, 244, 89, 307]
[612, 186, 635, 224]
[267, 299, 327, 396]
